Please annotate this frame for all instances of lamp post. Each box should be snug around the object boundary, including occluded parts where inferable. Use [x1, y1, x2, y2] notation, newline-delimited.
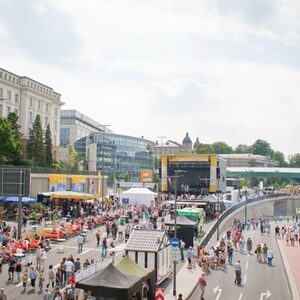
[172, 169, 186, 297]
[101, 125, 111, 202]
[216, 174, 220, 241]
[244, 170, 248, 222]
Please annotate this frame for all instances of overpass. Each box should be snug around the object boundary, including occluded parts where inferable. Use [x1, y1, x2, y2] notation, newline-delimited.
[227, 167, 300, 179]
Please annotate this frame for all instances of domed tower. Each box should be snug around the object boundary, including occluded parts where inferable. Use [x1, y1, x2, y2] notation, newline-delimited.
[182, 132, 193, 152]
[193, 137, 200, 152]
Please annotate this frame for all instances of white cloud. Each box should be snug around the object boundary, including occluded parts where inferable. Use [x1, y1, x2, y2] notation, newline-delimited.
[0, 0, 300, 156]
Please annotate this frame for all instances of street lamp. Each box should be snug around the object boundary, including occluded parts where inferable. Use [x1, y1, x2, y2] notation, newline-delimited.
[172, 169, 186, 297]
[101, 125, 111, 202]
[216, 173, 220, 241]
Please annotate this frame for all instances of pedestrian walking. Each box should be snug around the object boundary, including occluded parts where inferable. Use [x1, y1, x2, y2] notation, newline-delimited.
[102, 237, 107, 257]
[43, 288, 51, 300]
[15, 259, 22, 282]
[198, 273, 206, 300]
[77, 234, 84, 253]
[179, 240, 185, 261]
[95, 230, 101, 246]
[267, 248, 273, 266]
[187, 246, 194, 269]
[0, 288, 7, 300]
[262, 243, 268, 263]
[227, 244, 233, 265]
[178, 293, 183, 300]
[29, 265, 38, 291]
[246, 238, 252, 254]
[46, 265, 55, 289]
[8, 256, 16, 282]
[39, 271, 45, 292]
[233, 260, 242, 285]
[74, 258, 81, 272]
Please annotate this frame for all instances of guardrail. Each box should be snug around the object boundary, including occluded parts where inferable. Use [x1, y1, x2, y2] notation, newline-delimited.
[187, 192, 288, 299]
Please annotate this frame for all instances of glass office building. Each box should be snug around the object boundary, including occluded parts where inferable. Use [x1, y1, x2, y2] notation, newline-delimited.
[74, 132, 155, 182]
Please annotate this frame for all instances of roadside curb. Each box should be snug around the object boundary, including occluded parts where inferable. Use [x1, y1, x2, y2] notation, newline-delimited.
[276, 238, 299, 300]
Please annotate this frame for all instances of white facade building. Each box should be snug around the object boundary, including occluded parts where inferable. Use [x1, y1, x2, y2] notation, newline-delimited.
[0, 68, 64, 150]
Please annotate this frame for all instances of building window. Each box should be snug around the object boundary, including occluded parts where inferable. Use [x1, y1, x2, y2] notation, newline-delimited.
[38, 100, 41, 109]
[15, 108, 18, 115]
[7, 106, 11, 114]
[0, 104, 2, 116]
[54, 121, 57, 130]
[15, 94, 19, 103]
[30, 97, 34, 107]
[55, 108, 58, 116]
[29, 111, 33, 123]
[46, 103, 48, 112]
[7, 91, 11, 101]
[0, 88, 3, 98]
[45, 117, 48, 125]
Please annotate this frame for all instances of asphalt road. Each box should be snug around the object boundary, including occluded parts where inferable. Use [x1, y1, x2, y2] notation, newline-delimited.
[0, 225, 115, 300]
[189, 222, 291, 300]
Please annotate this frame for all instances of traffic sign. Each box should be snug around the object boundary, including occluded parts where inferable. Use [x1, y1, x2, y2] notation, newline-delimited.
[170, 247, 180, 262]
[170, 237, 179, 247]
[155, 287, 164, 300]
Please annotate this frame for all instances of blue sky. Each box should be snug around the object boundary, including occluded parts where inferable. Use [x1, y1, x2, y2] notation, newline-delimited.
[1, 0, 300, 156]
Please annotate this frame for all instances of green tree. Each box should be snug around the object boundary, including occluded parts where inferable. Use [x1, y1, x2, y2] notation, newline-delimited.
[45, 124, 53, 166]
[250, 139, 273, 157]
[110, 171, 116, 186]
[234, 144, 250, 154]
[289, 153, 300, 167]
[0, 117, 22, 163]
[196, 143, 214, 154]
[211, 141, 233, 154]
[65, 144, 79, 170]
[272, 151, 287, 167]
[124, 173, 129, 182]
[6, 112, 23, 162]
[28, 115, 45, 166]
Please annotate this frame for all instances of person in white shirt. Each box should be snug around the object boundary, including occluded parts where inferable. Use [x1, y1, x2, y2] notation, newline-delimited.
[65, 259, 74, 282]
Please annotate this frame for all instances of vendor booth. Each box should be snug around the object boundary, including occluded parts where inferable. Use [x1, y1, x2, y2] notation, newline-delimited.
[76, 256, 155, 300]
[125, 229, 171, 284]
[165, 215, 197, 248]
[121, 188, 156, 206]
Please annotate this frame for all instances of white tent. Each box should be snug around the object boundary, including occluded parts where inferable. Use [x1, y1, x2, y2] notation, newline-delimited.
[121, 188, 156, 206]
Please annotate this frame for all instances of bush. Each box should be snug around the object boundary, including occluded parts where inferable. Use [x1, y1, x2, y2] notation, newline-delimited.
[14, 159, 35, 166]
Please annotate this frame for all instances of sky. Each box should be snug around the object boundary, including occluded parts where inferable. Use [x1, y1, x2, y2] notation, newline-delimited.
[0, 0, 300, 157]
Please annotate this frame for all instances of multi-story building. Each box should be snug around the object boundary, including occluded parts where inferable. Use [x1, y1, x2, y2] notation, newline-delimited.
[0, 68, 64, 159]
[153, 140, 183, 157]
[60, 110, 107, 148]
[74, 132, 155, 182]
[221, 154, 278, 167]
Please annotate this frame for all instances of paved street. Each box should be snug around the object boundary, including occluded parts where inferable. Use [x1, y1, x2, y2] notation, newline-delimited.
[190, 222, 290, 300]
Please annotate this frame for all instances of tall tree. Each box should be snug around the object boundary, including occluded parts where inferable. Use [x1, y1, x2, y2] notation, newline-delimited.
[45, 124, 53, 166]
[211, 141, 233, 154]
[250, 139, 273, 157]
[7, 112, 23, 162]
[196, 143, 214, 154]
[234, 144, 250, 154]
[65, 144, 79, 170]
[289, 153, 300, 167]
[27, 115, 45, 166]
[272, 151, 287, 167]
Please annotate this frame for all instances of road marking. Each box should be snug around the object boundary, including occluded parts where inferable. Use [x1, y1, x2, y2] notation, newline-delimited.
[244, 275, 247, 284]
[260, 290, 271, 300]
[238, 292, 243, 300]
[247, 253, 250, 258]
[246, 261, 249, 269]
[81, 249, 91, 255]
[213, 285, 222, 300]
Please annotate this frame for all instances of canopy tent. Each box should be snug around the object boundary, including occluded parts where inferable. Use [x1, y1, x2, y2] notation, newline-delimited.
[121, 187, 156, 206]
[115, 255, 153, 277]
[40, 191, 97, 199]
[164, 215, 197, 227]
[0, 196, 37, 204]
[76, 263, 142, 299]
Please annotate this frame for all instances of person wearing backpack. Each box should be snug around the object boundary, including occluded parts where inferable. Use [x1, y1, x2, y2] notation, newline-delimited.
[46, 265, 55, 288]
[198, 273, 206, 300]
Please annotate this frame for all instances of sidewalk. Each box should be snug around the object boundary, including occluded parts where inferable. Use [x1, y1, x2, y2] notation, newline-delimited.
[163, 219, 217, 300]
[277, 238, 300, 300]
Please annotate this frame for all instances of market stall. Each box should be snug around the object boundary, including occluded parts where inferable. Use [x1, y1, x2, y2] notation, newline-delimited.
[121, 188, 156, 206]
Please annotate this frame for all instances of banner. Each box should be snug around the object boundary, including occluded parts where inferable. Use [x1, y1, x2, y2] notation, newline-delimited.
[71, 175, 86, 192]
[48, 174, 67, 192]
[140, 170, 153, 183]
[209, 155, 217, 193]
[161, 155, 168, 192]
